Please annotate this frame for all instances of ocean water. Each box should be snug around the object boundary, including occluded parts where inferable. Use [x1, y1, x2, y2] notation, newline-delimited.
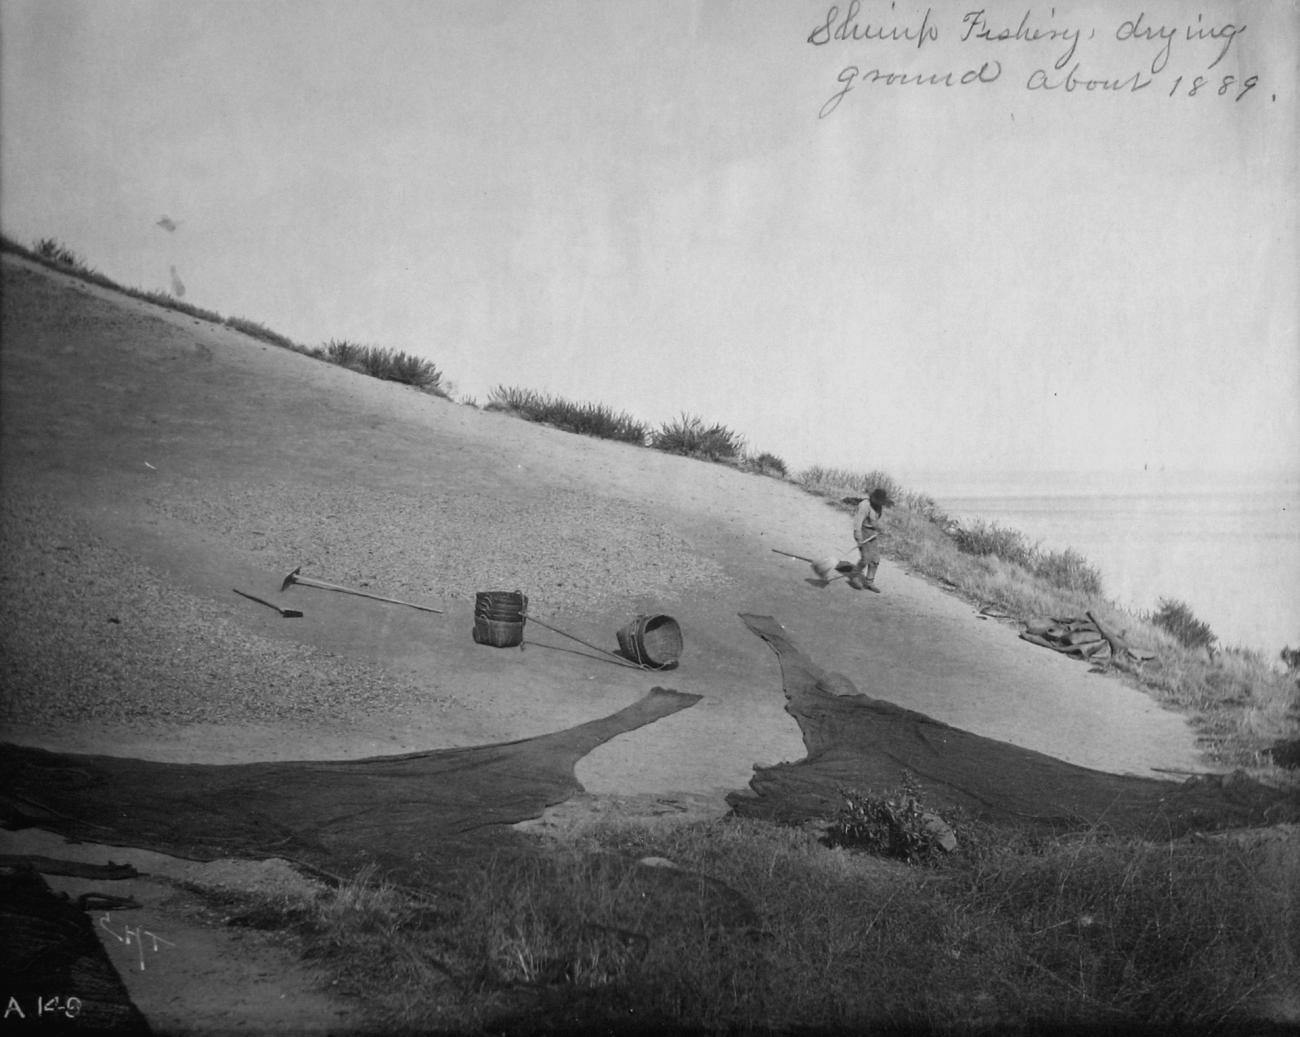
[910, 471, 1300, 659]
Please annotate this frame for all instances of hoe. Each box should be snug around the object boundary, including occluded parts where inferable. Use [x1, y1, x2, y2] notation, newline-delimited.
[233, 588, 303, 618]
[280, 566, 444, 613]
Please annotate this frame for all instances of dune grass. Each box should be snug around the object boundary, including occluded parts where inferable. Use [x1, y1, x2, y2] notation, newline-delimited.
[949, 518, 1104, 596]
[6, 235, 229, 324]
[1151, 598, 1219, 654]
[794, 465, 1299, 779]
[486, 385, 650, 443]
[33, 237, 87, 267]
[203, 807, 1294, 1035]
[486, 388, 789, 476]
[650, 412, 746, 462]
[1, 236, 449, 396]
[319, 338, 444, 391]
[742, 450, 789, 479]
[224, 314, 305, 352]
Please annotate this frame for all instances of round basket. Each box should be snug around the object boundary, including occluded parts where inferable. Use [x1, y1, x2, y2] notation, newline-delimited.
[616, 614, 683, 669]
[473, 617, 525, 648]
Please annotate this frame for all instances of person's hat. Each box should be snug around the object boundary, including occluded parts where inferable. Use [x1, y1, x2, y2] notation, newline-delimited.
[868, 488, 894, 509]
[841, 496, 866, 506]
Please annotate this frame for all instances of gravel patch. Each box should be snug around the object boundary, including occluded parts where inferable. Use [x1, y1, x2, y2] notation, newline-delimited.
[145, 481, 727, 615]
[0, 495, 442, 727]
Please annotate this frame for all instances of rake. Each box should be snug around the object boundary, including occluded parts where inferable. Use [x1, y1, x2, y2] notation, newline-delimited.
[279, 567, 444, 613]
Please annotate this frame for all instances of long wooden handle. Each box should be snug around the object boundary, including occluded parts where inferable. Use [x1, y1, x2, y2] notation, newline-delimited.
[292, 576, 444, 614]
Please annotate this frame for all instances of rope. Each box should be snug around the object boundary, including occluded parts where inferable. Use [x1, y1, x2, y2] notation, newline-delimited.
[525, 615, 648, 670]
[479, 592, 649, 671]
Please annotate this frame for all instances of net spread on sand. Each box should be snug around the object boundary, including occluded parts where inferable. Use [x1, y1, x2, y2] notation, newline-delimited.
[727, 615, 1298, 837]
[5, 618, 1296, 894]
[1, 687, 700, 888]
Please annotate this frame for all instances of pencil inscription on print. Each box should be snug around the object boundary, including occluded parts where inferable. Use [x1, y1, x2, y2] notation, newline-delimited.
[808, 3, 1261, 117]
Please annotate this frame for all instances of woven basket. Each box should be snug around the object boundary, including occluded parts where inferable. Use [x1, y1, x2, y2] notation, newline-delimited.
[475, 591, 528, 620]
[476, 590, 528, 606]
[473, 617, 525, 648]
[475, 602, 527, 617]
[616, 614, 683, 669]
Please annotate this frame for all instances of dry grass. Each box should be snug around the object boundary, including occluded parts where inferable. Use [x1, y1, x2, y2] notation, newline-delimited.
[795, 464, 1300, 783]
[650, 412, 746, 462]
[2, 236, 449, 397]
[320, 338, 445, 391]
[221, 810, 1299, 1035]
[486, 385, 650, 443]
[741, 451, 789, 479]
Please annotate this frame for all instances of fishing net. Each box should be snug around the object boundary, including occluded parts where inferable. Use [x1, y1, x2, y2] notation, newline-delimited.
[728, 615, 1298, 838]
[1, 688, 699, 889]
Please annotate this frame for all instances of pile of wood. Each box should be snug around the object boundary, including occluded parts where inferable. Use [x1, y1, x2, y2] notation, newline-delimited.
[1020, 609, 1155, 669]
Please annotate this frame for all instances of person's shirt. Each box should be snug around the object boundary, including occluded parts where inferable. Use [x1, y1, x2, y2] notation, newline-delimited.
[853, 500, 882, 543]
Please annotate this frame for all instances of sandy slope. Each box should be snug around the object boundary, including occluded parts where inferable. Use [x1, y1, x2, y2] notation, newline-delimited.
[0, 253, 1208, 794]
[0, 253, 1224, 1033]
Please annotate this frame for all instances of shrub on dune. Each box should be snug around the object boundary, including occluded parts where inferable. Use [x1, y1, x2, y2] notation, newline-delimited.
[324, 338, 367, 369]
[951, 518, 1038, 569]
[321, 339, 445, 393]
[1033, 546, 1103, 596]
[651, 413, 745, 462]
[486, 386, 648, 443]
[33, 238, 86, 268]
[745, 452, 789, 478]
[1150, 598, 1217, 654]
[381, 349, 445, 392]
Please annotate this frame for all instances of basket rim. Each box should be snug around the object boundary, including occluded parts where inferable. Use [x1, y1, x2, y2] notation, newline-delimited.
[617, 613, 682, 665]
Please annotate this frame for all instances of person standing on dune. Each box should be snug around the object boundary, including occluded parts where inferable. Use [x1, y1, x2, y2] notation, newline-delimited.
[842, 488, 892, 592]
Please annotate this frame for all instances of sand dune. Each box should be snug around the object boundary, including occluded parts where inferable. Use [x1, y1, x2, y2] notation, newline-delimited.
[0, 253, 1207, 799]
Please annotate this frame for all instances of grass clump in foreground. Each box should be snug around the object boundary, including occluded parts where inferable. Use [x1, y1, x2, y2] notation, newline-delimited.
[242, 805, 1294, 1035]
[486, 385, 650, 444]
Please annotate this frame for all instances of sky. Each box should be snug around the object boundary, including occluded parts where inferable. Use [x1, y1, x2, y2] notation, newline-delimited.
[2, 0, 1296, 479]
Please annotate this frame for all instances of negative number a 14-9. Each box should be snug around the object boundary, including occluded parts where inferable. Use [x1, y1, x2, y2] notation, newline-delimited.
[1168, 74, 1258, 100]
